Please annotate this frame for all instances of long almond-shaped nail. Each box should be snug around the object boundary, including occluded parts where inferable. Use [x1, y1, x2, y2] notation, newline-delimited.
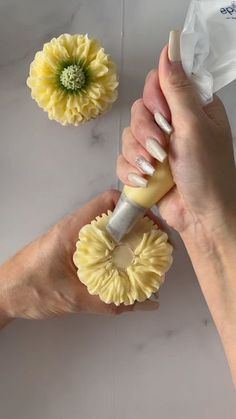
[168, 30, 181, 63]
[127, 173, 148, 188]
[146, 137, 167, 162]
[135, 156, 155, 176]
[133, 300, 159, 311]
[154, 112, 173, 135]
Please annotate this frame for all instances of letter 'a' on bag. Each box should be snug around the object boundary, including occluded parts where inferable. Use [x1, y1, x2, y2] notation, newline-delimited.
[181, 0, 236, 104]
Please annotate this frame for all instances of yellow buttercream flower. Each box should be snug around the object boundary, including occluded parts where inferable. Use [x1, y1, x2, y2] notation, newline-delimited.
[27, 34, 119, 126]
[73, 212, 173, 306]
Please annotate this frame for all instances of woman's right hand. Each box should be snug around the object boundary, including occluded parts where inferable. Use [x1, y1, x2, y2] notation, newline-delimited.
[117, 32, 236, 385]
[117, 34, 236, 237]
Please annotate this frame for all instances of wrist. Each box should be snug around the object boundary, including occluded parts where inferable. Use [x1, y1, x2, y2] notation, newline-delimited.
[0, 261, 18, 324]
[181, 205, 236, 334]
[0, 310, 12, 329]
[181, 200, 236, 254]
[0, 240, 39, 322]
[0, 265, 14, 327]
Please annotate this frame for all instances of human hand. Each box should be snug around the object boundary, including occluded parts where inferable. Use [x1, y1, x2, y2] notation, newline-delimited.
[116, 32, 236, 386]
[0, 190, 159, 325]
[117, 34, 236, 237]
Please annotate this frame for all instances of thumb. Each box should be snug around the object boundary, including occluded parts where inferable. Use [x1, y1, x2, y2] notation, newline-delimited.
[159, 31, 203, 123]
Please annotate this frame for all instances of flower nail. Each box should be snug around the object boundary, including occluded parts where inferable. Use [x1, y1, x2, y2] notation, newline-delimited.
[27, 34, 119, 126]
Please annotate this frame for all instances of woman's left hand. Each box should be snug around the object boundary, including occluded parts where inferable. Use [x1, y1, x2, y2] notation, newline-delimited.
[0, 190, 159, 327]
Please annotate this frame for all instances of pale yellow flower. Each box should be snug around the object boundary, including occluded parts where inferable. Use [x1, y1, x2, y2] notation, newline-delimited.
[73, 212, 173, 306]
[27, 34, 119, 126]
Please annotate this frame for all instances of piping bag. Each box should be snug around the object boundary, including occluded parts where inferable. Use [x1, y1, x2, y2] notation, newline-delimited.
[107, 160, 174, 243]
[107, 0, 236, 243]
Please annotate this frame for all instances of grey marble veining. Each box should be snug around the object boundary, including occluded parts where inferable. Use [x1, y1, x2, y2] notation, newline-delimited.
[0, 1, 236, 419]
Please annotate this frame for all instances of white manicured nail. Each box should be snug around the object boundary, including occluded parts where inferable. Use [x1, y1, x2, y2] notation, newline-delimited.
[135, 156, 155, 176]
[154, 112, 173, 135]
[146, 137, 167, 163]
[168, 30, 181, 62]
[127, 173, 148, 188]
[133, 300, 159, 311]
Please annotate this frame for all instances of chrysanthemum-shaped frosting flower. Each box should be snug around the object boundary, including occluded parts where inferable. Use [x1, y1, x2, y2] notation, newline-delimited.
[73, 211, 173, 306]
[27, 34, 119, 126]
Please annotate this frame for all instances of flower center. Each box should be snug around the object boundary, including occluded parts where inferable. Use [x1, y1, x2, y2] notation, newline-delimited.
[111, 244, 134, 271]
[60, 64, 86, 91]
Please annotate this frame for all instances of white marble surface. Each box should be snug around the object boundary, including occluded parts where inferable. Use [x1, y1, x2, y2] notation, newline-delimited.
[0, 1, 235, 418]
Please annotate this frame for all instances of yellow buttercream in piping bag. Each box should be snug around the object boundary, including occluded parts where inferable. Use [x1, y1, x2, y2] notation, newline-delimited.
[73, 211, 173, 306]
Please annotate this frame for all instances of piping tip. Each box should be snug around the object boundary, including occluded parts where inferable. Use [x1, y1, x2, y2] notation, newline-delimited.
[106, 223, 122, 243]
[106, 192, 146, 243]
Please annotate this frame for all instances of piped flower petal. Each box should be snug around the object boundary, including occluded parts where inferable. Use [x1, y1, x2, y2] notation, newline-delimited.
[73, 212, 173, 306]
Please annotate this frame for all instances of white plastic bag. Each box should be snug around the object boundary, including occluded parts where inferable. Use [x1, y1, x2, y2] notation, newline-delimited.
[181, 0, 236, 104]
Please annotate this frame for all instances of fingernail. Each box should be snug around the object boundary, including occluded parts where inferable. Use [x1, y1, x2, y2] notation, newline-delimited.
[145, 69, 154, 83]
[168, 30, 181, 63]
[135, 156, 155, 176]
[146, 137, 167, 163]
[154, 112, 173, 135]
[127, 173, 148, 188]
[134, 300, 159, 311]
